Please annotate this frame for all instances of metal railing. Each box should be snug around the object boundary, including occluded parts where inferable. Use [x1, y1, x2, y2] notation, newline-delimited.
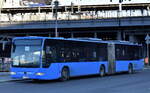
[0, 58, 11, 72]
[0, 9, 149, 22]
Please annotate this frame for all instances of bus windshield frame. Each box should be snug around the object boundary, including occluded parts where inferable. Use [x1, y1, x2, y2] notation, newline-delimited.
[11, 39, 42, 68]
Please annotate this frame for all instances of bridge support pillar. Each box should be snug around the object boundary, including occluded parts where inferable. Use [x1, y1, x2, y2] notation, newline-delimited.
[94, 33, 97, 38]
[26, 34, 30, 36]
[117, 32, 122, 40]
[71, 33, 74, 38]
[129, 35, 137, 42]
[49, 33, 51, 37]
[147, 6, 150, 16]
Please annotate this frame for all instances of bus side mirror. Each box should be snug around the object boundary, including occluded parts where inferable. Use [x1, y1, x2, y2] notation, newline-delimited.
[12, 44, 16, 52]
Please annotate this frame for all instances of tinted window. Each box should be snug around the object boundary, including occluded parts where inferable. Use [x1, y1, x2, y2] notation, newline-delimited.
[42, 39, 108, 68]
[115, 44, 142, 60]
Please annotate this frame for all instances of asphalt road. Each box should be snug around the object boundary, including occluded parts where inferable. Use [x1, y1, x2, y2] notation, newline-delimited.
[0, 69, 150, 93]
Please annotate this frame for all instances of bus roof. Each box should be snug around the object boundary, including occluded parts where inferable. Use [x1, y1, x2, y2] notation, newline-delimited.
[13, 36, 141, 46]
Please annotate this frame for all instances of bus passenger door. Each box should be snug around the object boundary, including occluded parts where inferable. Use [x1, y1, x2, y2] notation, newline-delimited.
[107, 43, 116, 74]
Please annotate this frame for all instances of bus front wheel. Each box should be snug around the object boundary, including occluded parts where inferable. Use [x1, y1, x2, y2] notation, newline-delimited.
[99, 65, 105, 77]
[60, 67, 70, 81]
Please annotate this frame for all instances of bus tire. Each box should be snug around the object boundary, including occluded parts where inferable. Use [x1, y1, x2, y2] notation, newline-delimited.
[128, 64, 134, 74]
[60, 67, 70, 81]
[99, 65, 105, 77]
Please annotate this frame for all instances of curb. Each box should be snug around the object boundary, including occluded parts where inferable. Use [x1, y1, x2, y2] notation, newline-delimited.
[144, 66, 150, 69]
[0, 72, 10, 77]
[144, 68, 150, 70]
[0, 74, 10, 77]
[0, 79, 12, 82]
[0, 79, 21, 83]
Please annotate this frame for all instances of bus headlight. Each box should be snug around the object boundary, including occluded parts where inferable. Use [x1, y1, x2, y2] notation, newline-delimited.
[36, 72, 44, 76]
[10, 72, 16, 75]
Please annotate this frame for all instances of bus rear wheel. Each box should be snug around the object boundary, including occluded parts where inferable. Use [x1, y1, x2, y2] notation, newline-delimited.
[128, 64, 134, 74]
[60, 67, 70, 81]
[99, 65, 105, 77]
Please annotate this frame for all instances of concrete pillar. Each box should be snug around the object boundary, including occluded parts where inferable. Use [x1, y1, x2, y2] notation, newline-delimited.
[122, 32, 126, 40]
[48, 33, 51, 37]
[26, 34, 30, 36]
[94, 33, 97, 38]
[117, 32, 122, 40]
[0, 0, 4, 21]
[71, 2, 74, 13]
[119, 3, 122, 17]
[129, 35, 137, 42]
[147, 6, 150, 16]
[38, 7, 41, 14]
[71, 33, 74, 38]
[8, 13, 12, 22]
[64, 6, 67, 12]
[0, 13, 1, 21]
[21, 13, 24, 21]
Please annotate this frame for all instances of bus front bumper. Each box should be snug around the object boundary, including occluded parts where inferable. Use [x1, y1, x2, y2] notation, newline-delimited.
[11, 71, 47, 80]
[10, 68, 60, 80]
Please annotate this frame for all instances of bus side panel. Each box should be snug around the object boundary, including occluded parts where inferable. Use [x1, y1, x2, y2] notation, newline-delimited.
[39, 63, 61, 80]
[115, 59, 144, 72]
[115, 61, 131, 72]
[11, 62, 108, 80]
[57, 62, 108, 77]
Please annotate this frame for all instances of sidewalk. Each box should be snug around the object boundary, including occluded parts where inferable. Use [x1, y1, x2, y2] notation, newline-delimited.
[0, 72, 10, 76]
[144, 65, 150, 69]
[0, 72, 18, 82]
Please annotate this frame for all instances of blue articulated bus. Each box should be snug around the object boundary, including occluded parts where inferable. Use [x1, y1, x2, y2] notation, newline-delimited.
[10, 36, 144, 81]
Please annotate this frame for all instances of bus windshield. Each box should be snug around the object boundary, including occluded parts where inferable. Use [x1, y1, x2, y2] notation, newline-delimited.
[11, 39, 42, 68]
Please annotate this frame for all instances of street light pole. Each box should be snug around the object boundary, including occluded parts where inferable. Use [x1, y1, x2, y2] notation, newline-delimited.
[55, 6, 58, 37]
[145, 34, 150, 65]
[0, 0, 4, 21]
[54, 0, 59, 37]
[118, 0, 123, 40]
[147, 39, 149, 65]
[119, 0, 122, 16]
[146, 34, 150, 65]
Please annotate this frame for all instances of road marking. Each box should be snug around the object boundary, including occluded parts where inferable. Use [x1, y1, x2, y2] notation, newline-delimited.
[144, 68, 150, 70]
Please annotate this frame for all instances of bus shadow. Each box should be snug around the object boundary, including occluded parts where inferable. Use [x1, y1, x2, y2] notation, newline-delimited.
[14, 71, 140, 84]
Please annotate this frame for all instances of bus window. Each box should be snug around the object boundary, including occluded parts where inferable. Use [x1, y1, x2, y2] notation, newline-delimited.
[98, 43, 107, 61]
[46, 46, 57, 62]
[43, 39, 58, 68]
